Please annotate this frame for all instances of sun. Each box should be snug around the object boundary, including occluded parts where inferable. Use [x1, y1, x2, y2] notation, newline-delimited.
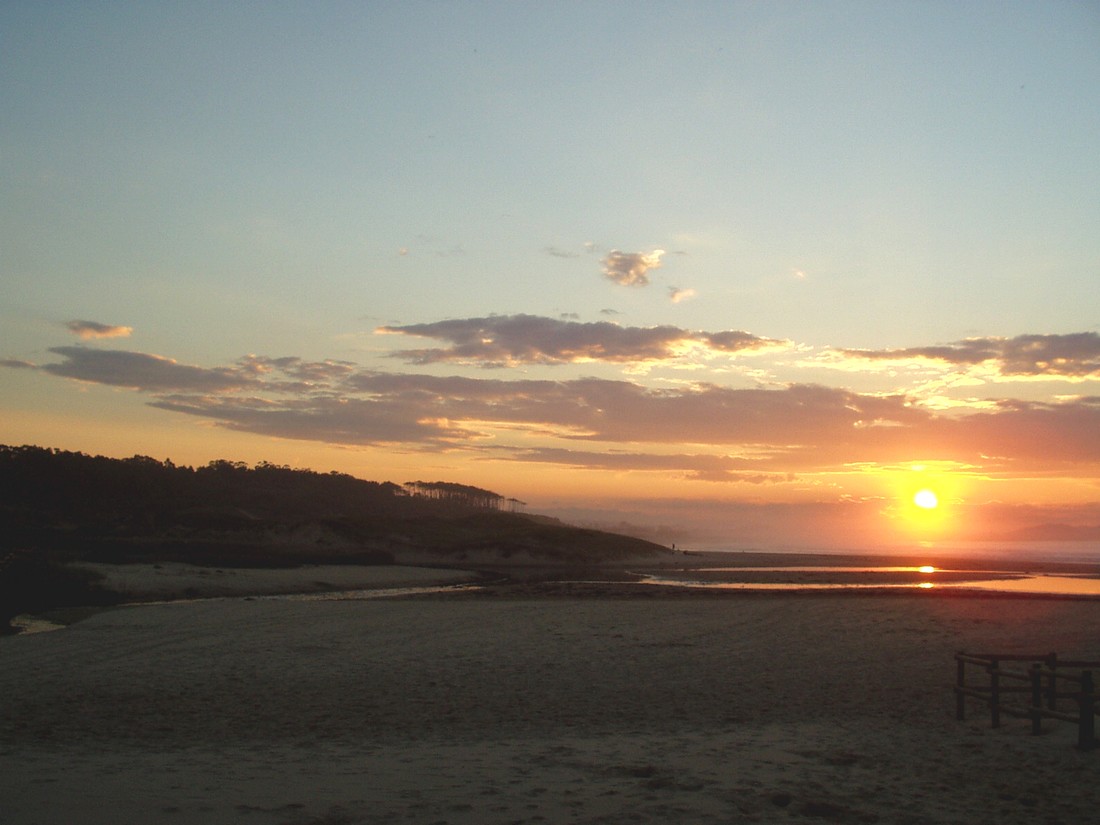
[913, 489, 939, 509]
[886, 469, 957, 540]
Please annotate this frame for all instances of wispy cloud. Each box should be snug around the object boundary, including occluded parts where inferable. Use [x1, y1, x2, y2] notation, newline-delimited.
[375, 314, 786, 366]
[544, 246, 579, 258]
[498, 446, 795, 483]
[602, 249, 664, 286]
[840, 333, 1100, 378]
[66, 320, 133, 340]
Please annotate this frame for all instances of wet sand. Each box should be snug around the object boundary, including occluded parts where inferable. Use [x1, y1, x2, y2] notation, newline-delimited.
[3, 570, 1100, 824]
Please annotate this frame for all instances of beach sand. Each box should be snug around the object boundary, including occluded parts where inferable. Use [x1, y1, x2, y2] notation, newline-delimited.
[69, 561, 483, 602]
[3, 573, 1100, 824]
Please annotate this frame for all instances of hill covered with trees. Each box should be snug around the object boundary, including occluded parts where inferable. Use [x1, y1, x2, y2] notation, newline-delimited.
[1, 445, 671, 625]
[1, 444, 669, 564]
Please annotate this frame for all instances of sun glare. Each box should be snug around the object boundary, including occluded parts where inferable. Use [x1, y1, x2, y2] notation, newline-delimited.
[913, 489, 938, 509]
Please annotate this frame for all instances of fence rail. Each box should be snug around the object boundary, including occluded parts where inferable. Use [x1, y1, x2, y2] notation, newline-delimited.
[955, 652, 1099, 750]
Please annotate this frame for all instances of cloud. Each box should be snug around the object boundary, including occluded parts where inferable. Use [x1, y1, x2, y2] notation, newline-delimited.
[39, 347, 255, 392]
[16, 348, 360, 396]
[160, 372, 1100, 469]
[701, 330, 779, 353]
[601, 249, 664, 286]
[498, 446, 795, 483]
[544, 246, 579, 258]
[936, 396, 1100, 468]
[840, 333, 1100, 378]
[236, 355, 357, 385]
[158, 372, 923, 455]
[66, 320, 133, 340]
[150, 393, 467, 446]
[668, 287, 696, 304]
[7, 335, 1100, 475]
[375, 314, 786, 366]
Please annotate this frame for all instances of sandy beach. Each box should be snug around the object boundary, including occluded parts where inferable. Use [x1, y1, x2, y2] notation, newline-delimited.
[3, 568, 1100, 824]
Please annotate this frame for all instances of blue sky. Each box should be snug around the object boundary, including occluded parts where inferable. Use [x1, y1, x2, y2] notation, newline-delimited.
[3, 2, 1099, 549]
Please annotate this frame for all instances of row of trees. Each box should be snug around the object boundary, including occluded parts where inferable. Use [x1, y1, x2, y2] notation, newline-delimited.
[403, 481, 526, 512]
[0, 445, 520, 533]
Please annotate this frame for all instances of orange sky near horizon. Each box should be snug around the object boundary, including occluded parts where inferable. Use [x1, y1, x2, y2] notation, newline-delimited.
[3, 379, 1096, 552]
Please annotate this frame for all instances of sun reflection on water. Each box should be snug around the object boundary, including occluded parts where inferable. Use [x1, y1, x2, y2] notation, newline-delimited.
[639, 565, 1100, 596]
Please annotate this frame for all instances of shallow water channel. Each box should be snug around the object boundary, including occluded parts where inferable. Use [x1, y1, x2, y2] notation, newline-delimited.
[638, 566, 1100, 596]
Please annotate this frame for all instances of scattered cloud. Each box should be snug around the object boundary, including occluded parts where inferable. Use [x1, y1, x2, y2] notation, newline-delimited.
[668, 287, 696, 304]
[66, 320, 133, 340]
[375, 314, 786, 366]
[602, 249, 664, 287]
[840, 333, 1100, 378]
[544, 246, 579, 258]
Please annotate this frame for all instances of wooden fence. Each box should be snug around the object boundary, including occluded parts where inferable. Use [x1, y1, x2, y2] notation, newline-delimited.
[955, 652, 1098, 750]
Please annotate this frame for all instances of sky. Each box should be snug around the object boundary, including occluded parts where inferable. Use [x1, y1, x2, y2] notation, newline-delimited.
[3, 1, 1099, 551]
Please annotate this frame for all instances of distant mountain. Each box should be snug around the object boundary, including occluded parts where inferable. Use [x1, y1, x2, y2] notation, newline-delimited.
[983, 523, 1100, 543]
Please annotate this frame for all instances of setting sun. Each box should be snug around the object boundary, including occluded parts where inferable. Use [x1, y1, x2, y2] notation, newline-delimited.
[913, 489, 939, 509]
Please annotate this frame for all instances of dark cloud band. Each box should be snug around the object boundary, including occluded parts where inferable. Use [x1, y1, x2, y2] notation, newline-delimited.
[7, 344, 1099, 473]
[841, 332, 1100, 377]
[376, 314, 786, 366]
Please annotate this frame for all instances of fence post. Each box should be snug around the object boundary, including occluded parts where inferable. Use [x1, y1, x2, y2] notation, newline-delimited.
[1045, 653, 1058, 711]
[1079, 671, 1095, 751]
[956, 654, 966, 720]
[989, 659, 1001, 728]
[1030, 665, 1043, 735]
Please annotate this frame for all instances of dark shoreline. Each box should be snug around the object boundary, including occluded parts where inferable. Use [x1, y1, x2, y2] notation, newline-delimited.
[7, 548, 1100, 635]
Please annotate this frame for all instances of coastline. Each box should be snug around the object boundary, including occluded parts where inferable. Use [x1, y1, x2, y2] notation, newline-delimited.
[11, 548, 1099, 629]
